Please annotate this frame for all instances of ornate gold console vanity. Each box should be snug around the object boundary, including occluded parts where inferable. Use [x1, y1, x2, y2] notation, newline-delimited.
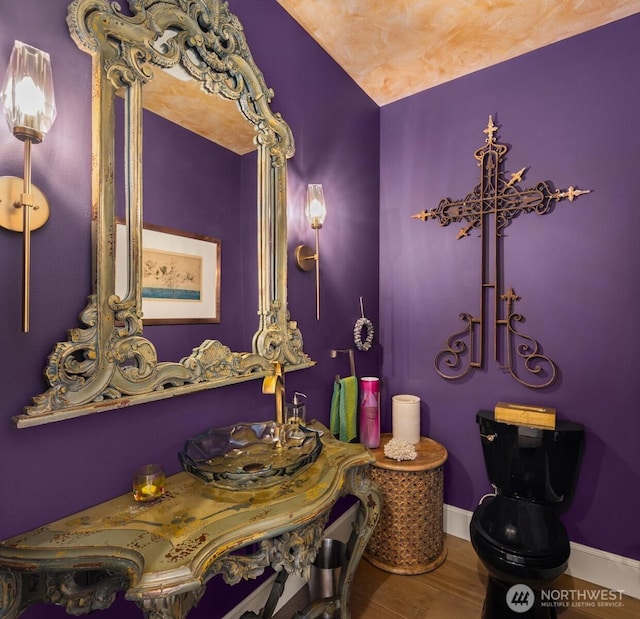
[0, 424, 380, 618]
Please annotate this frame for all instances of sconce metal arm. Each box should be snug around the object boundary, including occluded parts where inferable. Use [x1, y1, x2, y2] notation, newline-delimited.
[0, 138, 50, 332]
[294, 227, 321, 320]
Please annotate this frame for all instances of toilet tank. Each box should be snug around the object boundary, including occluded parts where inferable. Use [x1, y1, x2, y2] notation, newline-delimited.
[476, 410, 584, 506]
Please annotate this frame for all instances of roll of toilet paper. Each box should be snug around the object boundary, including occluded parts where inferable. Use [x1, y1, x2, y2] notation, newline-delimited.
[392, 394, 421, 444]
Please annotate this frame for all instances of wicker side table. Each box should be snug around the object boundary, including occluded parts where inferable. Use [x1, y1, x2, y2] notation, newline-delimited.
[364, 434, 448, 574]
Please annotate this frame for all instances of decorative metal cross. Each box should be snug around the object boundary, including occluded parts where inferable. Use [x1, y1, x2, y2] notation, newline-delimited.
[412, 116, 590, 388]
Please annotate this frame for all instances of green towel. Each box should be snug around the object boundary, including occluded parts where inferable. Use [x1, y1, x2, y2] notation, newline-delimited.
[330, 376, 358, 442]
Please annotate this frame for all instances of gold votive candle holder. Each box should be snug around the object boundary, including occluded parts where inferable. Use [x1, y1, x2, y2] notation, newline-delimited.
[132, 464, 165, 502]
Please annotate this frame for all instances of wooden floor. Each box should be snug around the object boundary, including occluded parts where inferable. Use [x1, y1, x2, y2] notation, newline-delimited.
[276, 535, 640, 618]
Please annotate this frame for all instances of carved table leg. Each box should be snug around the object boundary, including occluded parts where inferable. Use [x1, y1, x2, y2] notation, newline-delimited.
[136, 587, 206, 619]
[45, 571, 128, 614]
[1, 569, 128, 618]
[339, 465, 381, 619]
[0, 570, 21, 619]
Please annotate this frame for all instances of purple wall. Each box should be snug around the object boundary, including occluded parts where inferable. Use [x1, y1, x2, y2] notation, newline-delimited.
[379, 15, 640, 561]
[3, 0, 637, 617]
[0, 1, 379, 618]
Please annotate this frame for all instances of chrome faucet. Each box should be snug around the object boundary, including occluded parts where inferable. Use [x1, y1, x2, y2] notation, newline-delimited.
[262, 361, 285, 425]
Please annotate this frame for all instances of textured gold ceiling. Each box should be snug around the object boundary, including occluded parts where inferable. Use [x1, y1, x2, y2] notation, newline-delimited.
[143, 0, 640, 152]
[276, 0, 640, 106]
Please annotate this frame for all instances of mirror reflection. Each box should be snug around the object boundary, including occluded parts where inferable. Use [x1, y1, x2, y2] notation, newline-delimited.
[13, 0, 313, 428]
[114, 103, 235, 356]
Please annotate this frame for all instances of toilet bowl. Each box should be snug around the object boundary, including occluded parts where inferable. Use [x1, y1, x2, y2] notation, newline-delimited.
[470, 410, 583, 618]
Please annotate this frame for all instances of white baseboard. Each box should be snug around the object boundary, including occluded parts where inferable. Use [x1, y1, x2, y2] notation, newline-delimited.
[222, 505, 358, 619]
[443, 503, 473, 541]
[443, 503, 640, 600]
[225, 502, 640, 617]
[565, 540, 640, 600]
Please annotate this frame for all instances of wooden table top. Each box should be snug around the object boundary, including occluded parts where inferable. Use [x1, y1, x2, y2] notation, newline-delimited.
[367, 434, 448, 471]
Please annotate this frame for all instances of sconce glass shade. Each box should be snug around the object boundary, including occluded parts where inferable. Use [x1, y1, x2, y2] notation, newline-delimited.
[1, 40, 56, 143]
[305, 183, 327, 229]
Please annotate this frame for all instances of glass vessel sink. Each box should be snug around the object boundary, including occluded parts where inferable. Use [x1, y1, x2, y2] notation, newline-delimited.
[178, 422, 323, 489]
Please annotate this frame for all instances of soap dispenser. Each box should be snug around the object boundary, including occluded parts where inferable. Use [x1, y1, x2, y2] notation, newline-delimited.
[286, 391, 307, 426]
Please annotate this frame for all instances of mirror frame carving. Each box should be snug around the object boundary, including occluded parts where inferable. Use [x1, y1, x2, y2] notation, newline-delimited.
[13, 0, 313, 428]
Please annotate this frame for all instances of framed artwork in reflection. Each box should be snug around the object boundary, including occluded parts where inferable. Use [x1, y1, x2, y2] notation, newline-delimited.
[116, 220, 220, 324]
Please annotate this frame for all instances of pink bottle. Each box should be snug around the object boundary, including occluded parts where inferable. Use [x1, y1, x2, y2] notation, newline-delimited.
[359, 377, 380, 448]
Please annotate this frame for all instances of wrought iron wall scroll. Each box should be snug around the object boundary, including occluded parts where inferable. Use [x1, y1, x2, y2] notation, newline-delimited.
[412, 116, 591, 388]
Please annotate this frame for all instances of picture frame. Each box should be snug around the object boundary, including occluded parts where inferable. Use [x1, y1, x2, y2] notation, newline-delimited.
[115, 220, 221, 325]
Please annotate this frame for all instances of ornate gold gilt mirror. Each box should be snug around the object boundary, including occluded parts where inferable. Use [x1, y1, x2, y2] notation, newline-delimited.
[13, 0, 313, 428]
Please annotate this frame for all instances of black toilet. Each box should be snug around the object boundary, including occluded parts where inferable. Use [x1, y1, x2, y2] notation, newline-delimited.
[470, 410, 584, 618]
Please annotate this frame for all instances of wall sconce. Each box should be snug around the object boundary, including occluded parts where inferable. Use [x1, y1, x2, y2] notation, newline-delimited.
[0, 40, 56, 332]
[295, 184, 326, 320]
